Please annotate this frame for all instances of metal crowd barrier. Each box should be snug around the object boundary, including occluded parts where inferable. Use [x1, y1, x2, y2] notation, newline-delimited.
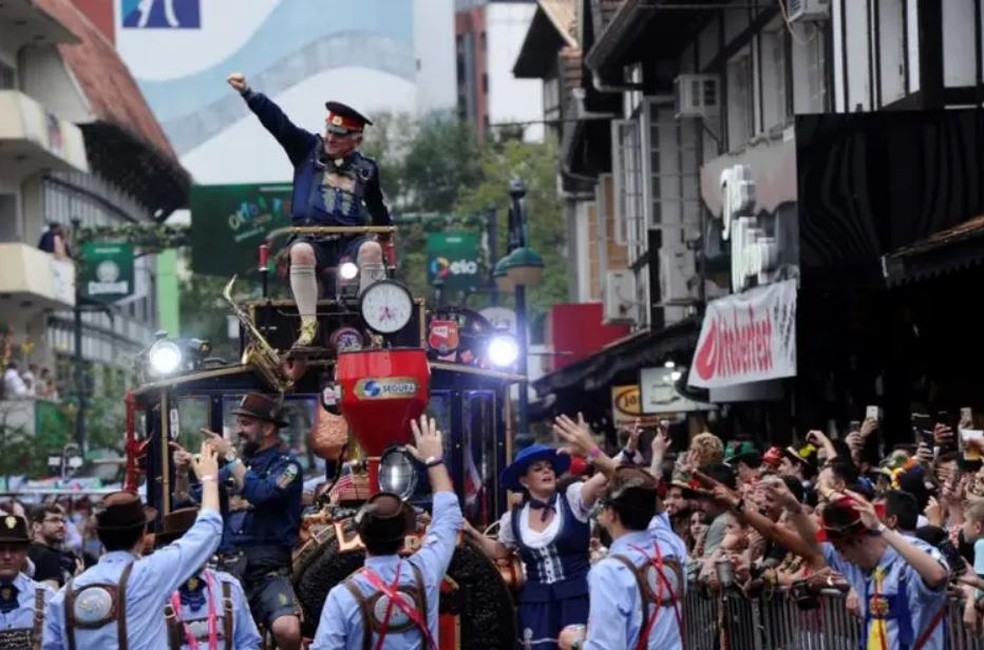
[684, 587, 984, 650]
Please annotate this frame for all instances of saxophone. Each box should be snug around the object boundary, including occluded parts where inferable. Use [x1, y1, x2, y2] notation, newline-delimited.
[222, 275, 294, 392]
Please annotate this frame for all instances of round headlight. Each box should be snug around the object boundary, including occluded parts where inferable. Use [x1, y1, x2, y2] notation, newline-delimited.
[487, 334, 519, 367]
[148, 340, 183, 375]
[339, 262, 359, 281]
[378, 447, 418, 499]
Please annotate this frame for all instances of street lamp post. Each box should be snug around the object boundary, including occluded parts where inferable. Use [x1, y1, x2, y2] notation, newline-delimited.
[493, 180, 544, 450]
[71, 217, 86, 451]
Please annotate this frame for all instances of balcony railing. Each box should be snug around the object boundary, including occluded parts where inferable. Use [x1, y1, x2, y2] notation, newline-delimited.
[0, 243, 75, 316]
[0, 90, 88, 179]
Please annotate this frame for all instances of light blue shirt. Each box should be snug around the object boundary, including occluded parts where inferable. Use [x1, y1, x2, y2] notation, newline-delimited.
[310, 491, 463, 650]
[169, 568, 261, 650]
[584, 529, 686, 650]
[0, 572, 54, 642]
[648, 512, 689, 567]
[822, 539, 948, 650]
[42, 509, 223, 650]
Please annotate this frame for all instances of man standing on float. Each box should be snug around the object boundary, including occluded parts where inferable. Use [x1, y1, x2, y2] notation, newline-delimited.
[227, 72, 391, 349]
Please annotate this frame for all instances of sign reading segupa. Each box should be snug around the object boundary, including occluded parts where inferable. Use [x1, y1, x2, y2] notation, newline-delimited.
[190, 184, 292, 276]
[354, 377, 419, 400]
[688, 279, 797, 389]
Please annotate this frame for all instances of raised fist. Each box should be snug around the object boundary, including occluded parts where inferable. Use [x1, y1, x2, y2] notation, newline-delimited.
[227, 72, 249, 94]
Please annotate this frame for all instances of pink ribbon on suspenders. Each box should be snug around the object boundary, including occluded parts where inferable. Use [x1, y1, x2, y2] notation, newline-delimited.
[170, 572, 219, 650]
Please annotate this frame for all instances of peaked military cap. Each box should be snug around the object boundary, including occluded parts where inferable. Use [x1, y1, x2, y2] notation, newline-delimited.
[325, 101, 372, 134]
[0, 514, 29, 544]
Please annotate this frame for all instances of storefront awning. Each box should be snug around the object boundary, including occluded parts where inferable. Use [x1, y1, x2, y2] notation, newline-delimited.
[882, 215, 984, 286]
[533, 316, 701, 395]
[584, 0, 716, 80]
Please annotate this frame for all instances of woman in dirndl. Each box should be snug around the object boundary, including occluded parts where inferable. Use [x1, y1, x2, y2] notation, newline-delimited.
[465, 441, 607, 648]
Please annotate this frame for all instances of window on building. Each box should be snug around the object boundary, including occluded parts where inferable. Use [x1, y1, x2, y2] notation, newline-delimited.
[726, 50, 754, 149]
[0, 194, 18, 242]
[759, 29, 789, 131]
[805, 28, 827, 112]
[482, 73, 488, 94]
[543, 76, 561, 123]
[0, 60, 14, 90]
[613, 119, 645, 262]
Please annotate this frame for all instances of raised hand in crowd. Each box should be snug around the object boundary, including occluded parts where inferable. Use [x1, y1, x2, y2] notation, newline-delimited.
[554, 413, 618, 476]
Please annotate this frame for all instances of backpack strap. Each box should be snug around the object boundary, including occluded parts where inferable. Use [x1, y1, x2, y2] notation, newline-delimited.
[32, 588, 45, 650]
[163, 601, 182, 650]
[64, 577, 76, 650]
[410, 562, 428, 620]
[222, 580, 233, 650]
[116, 562, 134, 650]
[343, 578, 372, 650]
[609, 554, 650, 650]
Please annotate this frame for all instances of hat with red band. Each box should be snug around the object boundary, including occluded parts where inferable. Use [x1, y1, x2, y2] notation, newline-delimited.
[325, 101, 372, 134]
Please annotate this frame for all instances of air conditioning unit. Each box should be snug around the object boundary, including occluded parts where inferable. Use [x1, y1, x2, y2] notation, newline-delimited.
[603, 270, 636, 325]
[673, 74, 720, 119]
[658, 248, 697, 305]
[787, 0, 830, 22]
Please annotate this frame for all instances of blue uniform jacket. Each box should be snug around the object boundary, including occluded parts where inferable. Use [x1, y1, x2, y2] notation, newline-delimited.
[0, 572, 53, 646]
[213, 446, 304, 551]
[243, 90, 390, 228]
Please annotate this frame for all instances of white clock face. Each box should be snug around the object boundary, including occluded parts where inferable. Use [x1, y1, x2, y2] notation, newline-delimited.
[360, 281, 414, 334]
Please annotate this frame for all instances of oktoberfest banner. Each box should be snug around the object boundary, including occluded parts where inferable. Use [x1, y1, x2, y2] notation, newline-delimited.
[688, 279, 797, 389]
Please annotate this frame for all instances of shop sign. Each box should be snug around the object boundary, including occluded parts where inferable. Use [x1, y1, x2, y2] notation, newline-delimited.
[720, 164, 779, 293]
[610, 385, 663, 429]
[639, 367, 714, 414]
[687, 279, 797, 389]
[79, 242, 134, 303]
[189, 183, 293, 276]
[427, 232, 480, 293]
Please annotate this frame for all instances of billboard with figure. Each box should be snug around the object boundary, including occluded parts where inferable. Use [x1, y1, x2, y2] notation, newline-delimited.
[113, 0, 455, 185]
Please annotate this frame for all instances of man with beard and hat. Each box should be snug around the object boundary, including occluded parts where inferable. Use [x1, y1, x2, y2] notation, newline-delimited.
[310, 414, 463, 649]
[558, 468, 686, 650]
[43, 442, 222, 650]
[226, 72, 392, 349]
[191, 393, 304, 650]
[0, 514, 54, 649]
[158, 508, 261, 650]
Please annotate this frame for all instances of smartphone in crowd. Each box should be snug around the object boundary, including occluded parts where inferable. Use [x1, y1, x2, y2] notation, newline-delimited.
[912, 413, 933, 445]
[866, 405, 880, 421]
[848, 420, 861, 433]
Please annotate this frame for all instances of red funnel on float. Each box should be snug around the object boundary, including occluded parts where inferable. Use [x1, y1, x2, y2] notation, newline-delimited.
[335, 348, 430, 457]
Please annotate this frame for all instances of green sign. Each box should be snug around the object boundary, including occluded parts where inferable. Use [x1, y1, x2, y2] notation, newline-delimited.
[190, 183, 293, 276]
[80, 242, 134, 303]
[427, 232, 480, 293]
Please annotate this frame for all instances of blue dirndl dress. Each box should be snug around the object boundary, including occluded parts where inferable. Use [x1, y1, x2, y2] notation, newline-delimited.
[503, 488, 591, 649]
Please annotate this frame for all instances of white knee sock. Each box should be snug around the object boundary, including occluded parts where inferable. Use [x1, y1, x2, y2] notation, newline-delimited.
[359, 262, 386, 294]
[289, 263, 318, 321]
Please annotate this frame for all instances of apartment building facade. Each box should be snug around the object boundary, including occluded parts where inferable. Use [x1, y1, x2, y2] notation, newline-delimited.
[1, 0, 189, 433]
[527, 0, 984, 444]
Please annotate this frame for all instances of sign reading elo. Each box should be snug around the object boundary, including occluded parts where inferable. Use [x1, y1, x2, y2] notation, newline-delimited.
[427, 232, 480, 293]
